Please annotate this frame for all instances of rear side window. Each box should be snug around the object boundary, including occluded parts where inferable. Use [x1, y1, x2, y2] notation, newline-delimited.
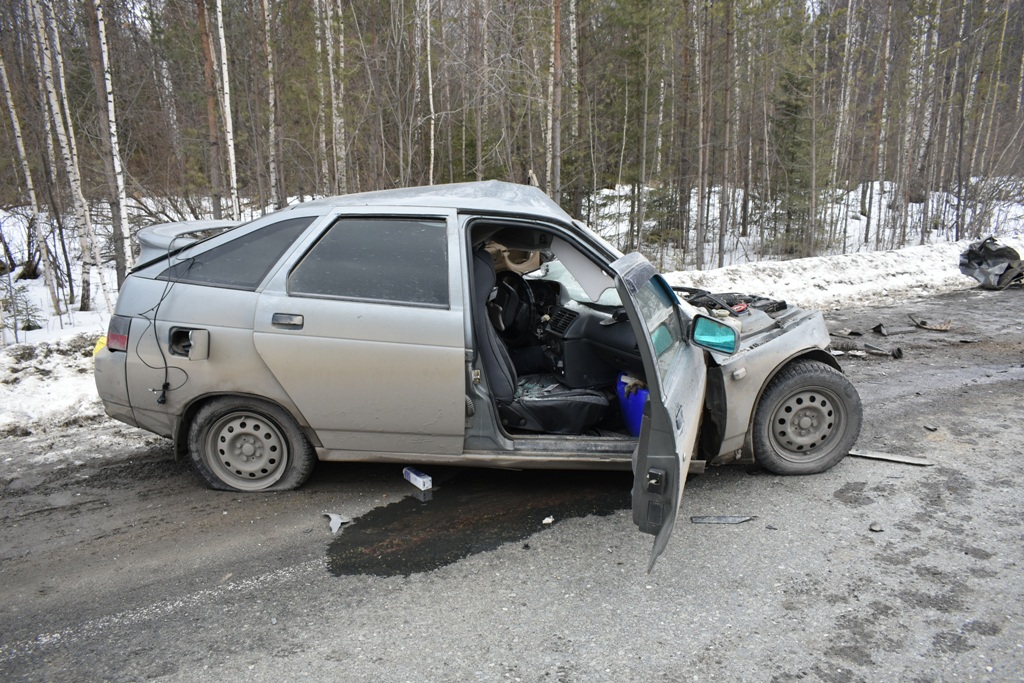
[158, 216, 315, 290]
[289, 217, 449, 307]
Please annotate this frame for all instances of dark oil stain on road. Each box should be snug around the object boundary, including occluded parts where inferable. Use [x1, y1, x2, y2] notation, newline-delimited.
[327, 468, 630, 577]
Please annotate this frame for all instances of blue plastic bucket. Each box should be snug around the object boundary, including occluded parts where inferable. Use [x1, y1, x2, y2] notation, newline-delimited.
[615, 373, 648, 437]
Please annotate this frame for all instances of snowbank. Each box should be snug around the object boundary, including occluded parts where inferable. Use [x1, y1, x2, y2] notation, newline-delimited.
[665, 238, 1024, 309]
[0, 334, 105, 433]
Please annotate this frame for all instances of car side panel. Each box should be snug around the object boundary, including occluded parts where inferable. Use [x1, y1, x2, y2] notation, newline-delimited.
[116, 278, 301, 440]
[253, 297, 466, 454]
[711, 310, 833, 456]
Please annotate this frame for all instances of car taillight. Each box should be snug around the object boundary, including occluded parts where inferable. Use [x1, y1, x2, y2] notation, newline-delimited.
[107, 315, 131, 352]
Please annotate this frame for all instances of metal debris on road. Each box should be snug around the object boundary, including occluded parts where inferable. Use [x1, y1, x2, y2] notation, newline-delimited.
[908, 314, 952, 331]
[325, 513, 351, 534]
[863, 343, 904, 359]
[831, 339, 903, 359]
[690, 515, 757, 524]
[848, 449, 934, 467]
[924, 424, 939, 432]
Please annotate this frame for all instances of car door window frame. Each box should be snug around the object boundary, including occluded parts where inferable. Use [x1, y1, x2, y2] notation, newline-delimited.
[286, 215, 452, 309]
[258, 206, 463, 310]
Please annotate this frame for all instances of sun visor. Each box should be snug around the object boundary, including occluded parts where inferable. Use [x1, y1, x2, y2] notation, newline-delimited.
[551, 237, 614, 301]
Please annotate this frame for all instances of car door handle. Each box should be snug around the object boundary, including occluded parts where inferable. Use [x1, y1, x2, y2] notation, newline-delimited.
[271, 313, 304, 329]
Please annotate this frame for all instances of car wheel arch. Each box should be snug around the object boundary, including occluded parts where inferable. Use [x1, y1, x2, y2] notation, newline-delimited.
[737, 349, 844, 457]
[173, 392, 321, 460]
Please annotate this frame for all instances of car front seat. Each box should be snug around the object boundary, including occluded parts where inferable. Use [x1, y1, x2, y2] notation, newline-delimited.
[472, 248, 610, 434]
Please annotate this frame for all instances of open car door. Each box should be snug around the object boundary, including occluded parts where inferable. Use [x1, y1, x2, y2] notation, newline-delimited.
[611, 253, 708, 571]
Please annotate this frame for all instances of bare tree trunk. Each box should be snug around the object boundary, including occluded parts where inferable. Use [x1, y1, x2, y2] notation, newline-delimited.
[544, 0, 555, 193]
[718, 0, 733, 266]
[25, 4, 74, 302]
[325, 0, 347, 193]
[0, 49, 61, 317]
[261, 0, 281, 209]
[693, 1, 707, 269]
[653, 43, 666, 178]
[636, 30, 650, 242]
[568, 0, 580, 154]
[943, 0, 971, 238]
[552, 0, 562, 203]
[196, 0, 222, 218]
[31, 0, 111, 313]
[979, 0, 1010, 178]
[474, 0, 484, 181]
[829, 0, 858, 246]
[616, 78, 630, 250]
[914, 2, 941, 244]
[863, 0, 892, 246]
[807, 10, 817, 258]
[1019, 25, 1024, 115]
[85, 0, 132, 285]
[313, 0, 329, 194]
[214, 0, 240, 216]
[426, 0, 436, 184]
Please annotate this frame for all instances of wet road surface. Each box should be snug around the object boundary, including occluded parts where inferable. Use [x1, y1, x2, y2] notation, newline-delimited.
[1, 287, 1023, 682]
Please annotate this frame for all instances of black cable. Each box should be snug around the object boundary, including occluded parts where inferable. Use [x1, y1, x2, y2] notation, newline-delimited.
[135, 235, 196, 403]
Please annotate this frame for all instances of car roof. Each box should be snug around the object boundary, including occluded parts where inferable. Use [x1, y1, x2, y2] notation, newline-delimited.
[299, 180, 575, 225]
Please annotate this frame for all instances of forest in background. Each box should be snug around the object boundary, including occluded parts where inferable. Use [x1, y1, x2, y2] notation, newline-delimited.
[2, 0, 1024, 315]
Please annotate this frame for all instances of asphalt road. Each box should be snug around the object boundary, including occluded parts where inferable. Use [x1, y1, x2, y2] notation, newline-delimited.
[1, 287, 1023, 682]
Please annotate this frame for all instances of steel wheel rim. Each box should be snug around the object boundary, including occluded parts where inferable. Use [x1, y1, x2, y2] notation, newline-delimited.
[205, 411, 289, 490]
[768, 385, 845, 463]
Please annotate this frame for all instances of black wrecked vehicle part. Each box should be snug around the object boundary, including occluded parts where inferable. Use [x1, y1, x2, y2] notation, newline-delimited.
[188, 397, 316, 491]
[673, 286, 788, 314]
[959, 237, 1024, 290]
[752, 360, 862, 475]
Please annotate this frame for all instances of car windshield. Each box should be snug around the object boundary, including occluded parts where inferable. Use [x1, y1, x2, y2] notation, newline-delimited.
[527, 260, 621, 306]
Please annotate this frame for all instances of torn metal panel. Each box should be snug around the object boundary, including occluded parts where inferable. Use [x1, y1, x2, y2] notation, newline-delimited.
[690, 515, 757, 524]
[908, 314, 952, 331]
[848, 448, 934, 466]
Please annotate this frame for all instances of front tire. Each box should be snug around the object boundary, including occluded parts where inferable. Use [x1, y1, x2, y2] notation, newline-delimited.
[752, 360, 862, 475]
[188, 397, 315, 491]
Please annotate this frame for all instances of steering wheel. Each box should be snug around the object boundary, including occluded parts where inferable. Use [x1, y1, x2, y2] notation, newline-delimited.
[492, 271, 537, 346]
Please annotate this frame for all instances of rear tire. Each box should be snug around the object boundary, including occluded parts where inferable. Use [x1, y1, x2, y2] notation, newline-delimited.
[188, 397, 315, 491]
[752, 360, 862, 475]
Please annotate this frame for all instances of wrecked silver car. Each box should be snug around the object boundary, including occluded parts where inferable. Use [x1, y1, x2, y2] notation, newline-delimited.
[95, 181, 861, 564]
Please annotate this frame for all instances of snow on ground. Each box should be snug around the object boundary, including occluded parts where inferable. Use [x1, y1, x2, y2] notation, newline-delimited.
[666, 238, 1024, 309]
[0, 334, 105, 432]
[4, 236, 1023, 446]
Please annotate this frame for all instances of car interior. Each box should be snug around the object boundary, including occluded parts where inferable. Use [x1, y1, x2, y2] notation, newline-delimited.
[470, 223, 648, 438]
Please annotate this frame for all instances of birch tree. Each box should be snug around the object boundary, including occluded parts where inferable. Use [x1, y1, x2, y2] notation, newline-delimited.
[425, 0, 436, 185]
[214, 0, 240, 217]
[323, 0, 347, 193]
[551, 0, 562, 202]
[195, 0, 223, 218]
[85, 0, 132, 285]
[30, 0, 111, 312]
[313, 0, 329, 194]
[260, 0, 281, 209]
[0, 48, 61, 316]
